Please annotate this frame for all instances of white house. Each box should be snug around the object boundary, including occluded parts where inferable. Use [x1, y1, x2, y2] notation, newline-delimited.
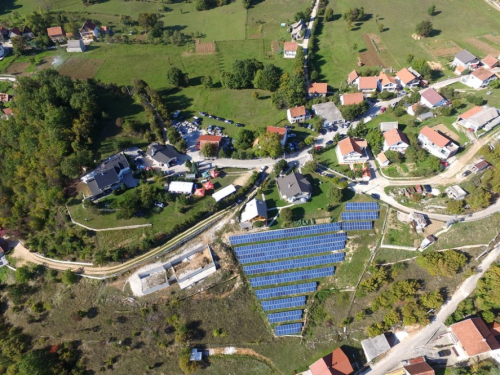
[286, 105, 310, 124]
[450, 318, 500, 361]
[336, 137, 370, 164]
[312, 101, 345, 127]
[66, 39, 86, 53]
[452, 49, 479, 69]
[383, 128, 409, 153]
[420, 88, 447, 108]
[81, 153, 131, 199]
[376, 152, 390, 167]
[418, 126, 458, 160]
[396, 68, 420, 89]
[276, 172, 311, 203]
[445, 185, 468, 200]
[456, 106, 500, 132]
[357, 76, 379, 95]
[284, 41, 298, 58]
[460, 67, 498, 89]
[340, 92, 364, 106]
[378, 72, 398, 92]
[308, 82, 328, 97]
[410, 212, 427, 233]
[80, 20, 99, 40]
[289, 20, 306, 41]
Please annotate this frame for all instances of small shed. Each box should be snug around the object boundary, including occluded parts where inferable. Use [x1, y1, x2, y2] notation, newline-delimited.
[190, 348, 203, 361]
[361, 333, 391, 362]
[445, 185, 467, 200]
[168, 181, 194, 194]
[66, 39, 86, 53]
[212, 184, 236, 202]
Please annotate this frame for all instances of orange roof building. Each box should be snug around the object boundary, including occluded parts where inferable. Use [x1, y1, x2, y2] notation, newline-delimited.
[403, 357, 435, 375]
[418, 126, 458, 160]
[383, 128, 409, 153]
[357, 76, 379, 91]
[309, 348, 354, 375]
[284, 41, 299, 58]
[396, 68, 419, 88]
[196, 134, 222, 150]
[340, 92, 364, 106]
[336, 137, 370, 164]
[47, 26, 65, 41]
[458, 106, 483, 120]
[347, 70, 359, 84]
[309, 82, 328, 96]
[287, 105, 311, 123]
[451, 317, 500, 357]
[377, 151, 389, 166]
[482, 54, 499, 69]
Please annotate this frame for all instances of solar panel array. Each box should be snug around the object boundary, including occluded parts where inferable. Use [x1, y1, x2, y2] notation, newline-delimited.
[345, 202, 379, 211]
[249, 267, 334, 287]
[229, 223, 341, 245]
[255, 282, 317, 300]
[238, 242, 346, 265]
[275, 323, 303, 336]
[342, 221, 373, 231]
[261, 296, 306, 311]
[341, 211, 379, 221]
[268, 310, 303, 324]
[243, 253, 344, 275]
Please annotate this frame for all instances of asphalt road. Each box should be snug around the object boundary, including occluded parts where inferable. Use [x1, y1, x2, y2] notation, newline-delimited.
[369, 243, 500, 374]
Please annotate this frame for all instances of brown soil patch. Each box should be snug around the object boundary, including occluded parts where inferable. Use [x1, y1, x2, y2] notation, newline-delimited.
[367, 33, 387, 51]
[35, 55, 57, 71]
[432, 123, 460, 142]
[58, 57, 104, 80]
[427, 61, 443, 71]
[483, 34, 500, 46]
[360, 34, 384, 67]
[271, 40, 279, 53]
[232, 171, 252, 187]
[5, 62, 29, 76]
[466, 37, 500, 56]
[421, 40, 462, 59]
[423, 219, 444, 237]
[195, 38, 216, 54]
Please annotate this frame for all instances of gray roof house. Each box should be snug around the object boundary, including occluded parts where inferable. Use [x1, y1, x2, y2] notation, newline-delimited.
[146, 142, 178, 167]
[66, 39, 86, 53]
[452, 49, 478, 69]
[312, 101, 345, 126]
[276, 172, 311, 203]
[82, 153, 130, 199]
[361, 333, 391, 362]
[241, 198, 268, 223]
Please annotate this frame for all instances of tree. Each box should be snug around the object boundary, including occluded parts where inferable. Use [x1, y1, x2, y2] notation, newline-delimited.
[343, 7, 365, 22]
[11, 35, 29, 55]
[234, 129, 255, 149]
[420, 290, 444, 309]
[340, 101, 369, 121]
[273, 159, 287, 175]
[242, 0, 251, 8]
[201, 75, 213, 88]
[280, 207, 293, 223]
[378, 23, 384, 33]
[325, 7, 334, 21]
[427, 4, 436, 16]
[257, 132, 283, 158]
[327, 185, 343, 205]
[384, 309, 401, 326]
[406, 53, 414, 64]
[166, 67, 186, 87]
[138, 13, 160, 32]
[252, 91, 259, 99]
[415, 20, 433, 37]
[384, 150, 402, 164]
[15, 266, 33, 284]
[167, 127, 182, 144]
[451, 99, 462, 109]
[61, 269, 78, 285]
[200, 142, 217, 157]
[416, 250, 467, 277]
[302, 160, 318, 175]
[253, 64, 282, 91]
[366, 128, 384, 155]
[469, 188, 491, 209]
[304, 136, 316, 146]
[447, 199, 464, 214]
[352, 43, 358, 52]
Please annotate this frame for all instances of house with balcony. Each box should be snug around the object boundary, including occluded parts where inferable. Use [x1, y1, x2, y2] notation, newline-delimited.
[383, 128, 409, 153]
[418, 126, 458, 160]
[378, 72, 398, 92]
[461, 67, 498, 89]
[357, 76, 379, 96]
[336, 137, 370, 164]
[456, 106, 500, 133]
[79, 20, 99, 40]
[396, 68, 420, 89]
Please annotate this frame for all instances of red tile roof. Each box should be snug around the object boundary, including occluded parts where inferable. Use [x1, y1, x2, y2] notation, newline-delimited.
[396, 68, 417, 85]
[420, 126, 451, 148]
[309, 82, 328, 95]
[82, 20, 97, 31]
[267, 126, 287, 137]
[341, 93, 364, 106]
[383, 128, 409, 147]
[289, 105, 306, 117]
[451, 317, 500, 356]
[284, 41, 298, 52]
[347, 70, 359, 84]
[198, 135, 222, 143]
[420, 88, 445, 106]
[459, 106, 483, 119]
[377, 152, 388, 163]
[309, 348, 354, 375]
[47, 26, 64, 37]
[358, 76, 378, 90]
[378, 72, 397, 86]
[472, 67, 495, 81]
[338, 137, 365, 156]
[482, 54, 499, 68]
[404, 361, 434, 375]
[2, 108, 13, 116]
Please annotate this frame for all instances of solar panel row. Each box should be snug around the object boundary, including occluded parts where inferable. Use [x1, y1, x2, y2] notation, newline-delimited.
[341, 211, 379, 221]
[261, 296, 306, 311]
[341, 221, 373, 231]
[239, 242, 345, 265]
[234, 233, 347, 255]
[345, 202, 379, 211]
[243, 253, 345, 275]
[268, 310, 303, 324]
[255, 282, 317, 300]
[229, 223, 341, 246]
[249, 267, 334, 287]
[275, 323, 303, 336]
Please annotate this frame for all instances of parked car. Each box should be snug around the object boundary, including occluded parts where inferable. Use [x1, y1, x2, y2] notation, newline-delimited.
[216, 117, 225, 121]
[199, 111, 208, 116]
[288, 133, 296, 138]
[224, 119, 234, 124]
[424, 185, 432, 193]
[307, 124, 313, 129]
[208, 114, 215, 119]
[193, 116, 200, 121]
[235, 123, 245, 127]
[155, 202, 165, 208]
[438, 349, 451, 357]
[320, 129, 327, 135]
[285, 125, 294, 129]
[339, 134, 347, 140]
[462, 170, 472, 177]
[326, 140, 334, 146]
[259, 166, 267, 173]
[135, 157, 143, 164]
[371, 193, 380, 200]
[379, 106, 387, 113]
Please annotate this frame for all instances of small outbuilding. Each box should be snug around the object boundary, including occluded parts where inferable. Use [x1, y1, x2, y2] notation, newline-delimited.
[241, 198, 268, 223]
[445, 185, 467, 200]
[361, 333, 391, 362]
[66, 39, 86, 53]
[168, 181, 194, 194]
[212, 184, 236, 202]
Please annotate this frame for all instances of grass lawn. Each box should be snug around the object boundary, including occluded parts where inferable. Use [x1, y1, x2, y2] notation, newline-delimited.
[194, 357, 280, 375]
[383, 210, 422, 247]
[374, 248, 418, 264]
[313, 0, 500, 85]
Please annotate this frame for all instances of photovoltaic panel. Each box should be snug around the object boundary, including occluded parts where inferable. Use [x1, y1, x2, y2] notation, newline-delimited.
[229, 223, 341, 246]
[238, 242, 345, 265]
[255, 282, 317, 300]
[260, 296, 306, 311]
[249, 267, 334, 287]
[341, 221, 373, 231]
[234, 233, 347, 256]
[345, 202, 379, 211]
[243, 254, 344, 275]
[275, 323, 303, 336]
[268, 310, 303, 324]
[341, 211, 379, 221]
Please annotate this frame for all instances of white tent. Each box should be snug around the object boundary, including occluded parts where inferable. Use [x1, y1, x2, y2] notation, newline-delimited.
[212, 184, 236, 202]
[168, 181, 194, 194]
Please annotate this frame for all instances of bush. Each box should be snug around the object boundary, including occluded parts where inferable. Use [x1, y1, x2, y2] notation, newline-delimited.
[416, 250, 467, 277]
[61, 269, 78, 285]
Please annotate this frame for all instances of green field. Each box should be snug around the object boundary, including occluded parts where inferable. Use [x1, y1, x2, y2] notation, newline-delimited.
[313, 0, 500, 85]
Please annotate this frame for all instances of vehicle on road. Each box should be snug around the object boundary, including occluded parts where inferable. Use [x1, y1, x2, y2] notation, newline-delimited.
[379, 106, 387, 113]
